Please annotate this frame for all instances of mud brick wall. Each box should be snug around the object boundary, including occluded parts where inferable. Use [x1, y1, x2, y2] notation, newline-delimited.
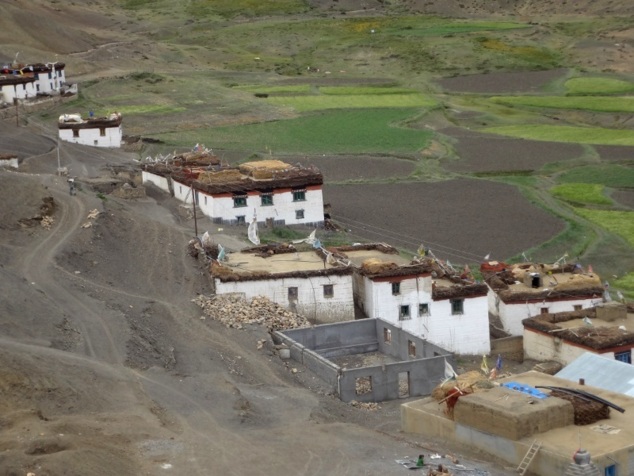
[491, 336, 524, 361]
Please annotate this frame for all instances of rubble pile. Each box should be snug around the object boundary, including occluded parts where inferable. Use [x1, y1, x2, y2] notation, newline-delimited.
[41, 215, 54, 229]
[192, 294, 309, 331]
[349, 400, 380, 411]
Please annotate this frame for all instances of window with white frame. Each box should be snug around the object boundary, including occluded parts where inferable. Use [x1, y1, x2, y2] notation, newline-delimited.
[292, 189, 306, 202]
[261, 193, 273, 206]
[233, 194, 247, 208]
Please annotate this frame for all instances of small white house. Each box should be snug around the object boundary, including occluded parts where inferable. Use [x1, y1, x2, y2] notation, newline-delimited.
[31, 62, 66, 95]
[143, 158, 325, 227]
[0, 76, 36, 104]
[58, 112, 122, 148]
[481, 261, 604, 336]
[340, 244, 490, 355]
[523, 302, 634, 366]
[212, 245, 354, 324]
[1, 62, 68, 104]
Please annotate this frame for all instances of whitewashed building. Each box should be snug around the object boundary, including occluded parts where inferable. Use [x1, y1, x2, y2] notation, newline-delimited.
[30, 62, 67, 95]
[340, 244, 490, 355]
[58, 112, 123, 148]
[0, 76, 36, 104]
[481, 261, 604, 336]
[143, 159, 325, 227]
[1, 62, 68, 104]
[212, 245, 354, 324]
[523, 302, 634, 366]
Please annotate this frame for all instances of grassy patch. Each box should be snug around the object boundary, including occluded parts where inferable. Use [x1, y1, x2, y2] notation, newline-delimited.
[575, 209, 634, 247]
[565, 77, 634, 95]
[382, 20, 526, 37]
[473, 37, 560, 68]
[185, 0, 307, 18]
[490, 95, 634, 113]
[483, 124, 634, 146]
[614, 272, 634, 298]
[264, 93, 436, 112]
[157, 108, 432, 154]
[558, 165, 634, 189]
[113, 104, 186, 116]
[551, 183, 612, 206]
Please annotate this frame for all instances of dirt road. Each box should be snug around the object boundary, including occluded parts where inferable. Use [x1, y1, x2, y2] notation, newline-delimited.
[0, 119, 516, 475]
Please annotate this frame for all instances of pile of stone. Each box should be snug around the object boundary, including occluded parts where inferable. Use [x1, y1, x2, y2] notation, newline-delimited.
[192, 294, 309, 331]
[349, 400, 380, 411]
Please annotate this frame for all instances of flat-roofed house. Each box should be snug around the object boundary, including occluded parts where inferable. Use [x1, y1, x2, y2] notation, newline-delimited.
[144, 158, 325, 227]
[58, 112, 123, 148]
[481, 261, 604, 336]
[523, 302, 634, 366]
[335, 244, 490, 355]
[211, 243, 354, 324]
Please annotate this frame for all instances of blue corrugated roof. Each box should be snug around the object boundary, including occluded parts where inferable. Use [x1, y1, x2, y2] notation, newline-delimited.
[555, 352, 634, 397]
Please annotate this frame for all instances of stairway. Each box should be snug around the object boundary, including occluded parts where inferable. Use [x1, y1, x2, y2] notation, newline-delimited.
[517, 440, 541, 475]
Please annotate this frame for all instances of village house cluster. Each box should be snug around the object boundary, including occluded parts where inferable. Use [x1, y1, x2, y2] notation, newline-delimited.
[141, 146, 633, 366]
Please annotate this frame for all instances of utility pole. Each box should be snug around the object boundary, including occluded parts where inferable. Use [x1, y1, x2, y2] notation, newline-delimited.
[56, 138, 61, 175]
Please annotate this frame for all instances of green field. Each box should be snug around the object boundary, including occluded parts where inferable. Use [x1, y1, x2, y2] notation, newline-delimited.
[565, 77, 634, 95]
[156, 108, 432, 154]
[483, 124, 634, 146]
[558, 165, 634, 188]
[550, 183, 613, 205]
[490, 95, 634, 113]
[575, 209, 634, 247]
[263, 93, 436, 112]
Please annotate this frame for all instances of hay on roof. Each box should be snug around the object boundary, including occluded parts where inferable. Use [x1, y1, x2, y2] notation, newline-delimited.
[361, 258, 399, 274]
[239, 160, 290, 179]
[198, 169, 244, 184]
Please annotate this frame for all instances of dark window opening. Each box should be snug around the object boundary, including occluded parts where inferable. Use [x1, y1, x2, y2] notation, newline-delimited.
[615, 350, 631, 364]
[295, 209, 304, 220]
[540, 307, 549, 315]
[419, 303, 429, 316]
[99, 127, 106, 137]
[399, 305, 410, 321]
[383, 328, 392, 344]
[391, 282, 400, 295]
[72, 129, 79, 138]
[288, 286, 298, 300]
[451, 299, 464, 315]
[323, 284, 333, 298]
[573, 304, 582, 311]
